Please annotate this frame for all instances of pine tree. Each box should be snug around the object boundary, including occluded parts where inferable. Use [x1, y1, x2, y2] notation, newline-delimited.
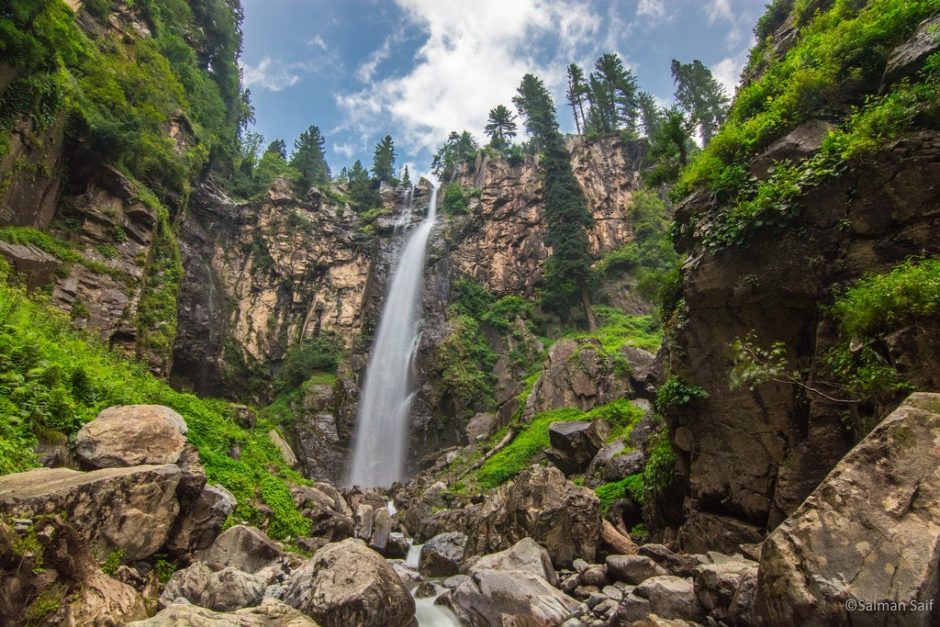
[670, 59, 729, 145]
[566, 64, 589, 135]
[290, 125, 330, 192]
[348, 159, 379, 209]
[484, 105, 517, 150]
[431, 131, 480, 179]
[371, 134, 397, 185]
[265, 139, 287, 159]
[586, 53, 639, 135]
[401, 165, 411, 188]
[513, 73, 596, 329]
[637, 92, 663, 138]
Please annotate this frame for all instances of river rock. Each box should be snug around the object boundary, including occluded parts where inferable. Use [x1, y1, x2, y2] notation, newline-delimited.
[548, 419, 610, 474]
[74, 405, 188, 469]
[694, 557, 757, 620]
[445, 568, 580, 626]
[283, 538, 415, 626]
[131, 598, 318, 626]
[0, 465, 180, 560]
[632, 576, 703, 622]
[165, 484, 237, 554]
[160, 562, 266, 611]
[470, 537, 558, 586]
[606, 554, 668, 585]
[755, 393, 940, 626]
[202, 525, 283, 575]
[466, 464, 601, 567]
[419, 531, 467, 576]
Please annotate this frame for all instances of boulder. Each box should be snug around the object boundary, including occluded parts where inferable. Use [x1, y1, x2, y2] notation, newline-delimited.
[445, 568, 579, 626]
[755, 393, 940, 626]
[130, 598, 318, 626]
[601, 519, 638, 556]
[694, 558, 757, 620]
[882, 15, 940, 86]
[175, 444, 208, 502]
[548, 419, 609, 474]
[269, 429, 298, 468]
[637, 544, 696, 578]
[164, 563, 267, 612]
[620, 345, 659, 392]
[202, 525, 283, 575]
[465, 412, 496, 441]
[0, 516, 147, 627]
[419, 532, 467, 577]
[633, 576, 703, 622]
[606, 555, 668, 585]
[470, 537, 558, 586]
[75, 405, 188, 469]
[283, 538, 415, 626]
[749, 119, 833, 179]
[368, 506, 392, 553]
[0, 241, 57, 289]
[165, 484, 237, 554]
[466, 464, 601, 567]
[0, 465, 180, 560]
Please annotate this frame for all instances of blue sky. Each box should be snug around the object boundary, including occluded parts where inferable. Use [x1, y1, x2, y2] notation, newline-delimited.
[241, 0, 767, 176]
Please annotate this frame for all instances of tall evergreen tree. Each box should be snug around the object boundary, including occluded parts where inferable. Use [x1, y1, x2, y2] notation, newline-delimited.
[290, 125, 330, 191]
[371, 134, 397, 184]
[265, 139, 287, 159]
[566, 63, 590, 135]
[586, 53, 639, 135]
[637, 91, 663, 138]
[484, 105, 517, 150]
[431, 131, 480, 179]
[401, 165, 411, 188]
[513, 73, 596, 329]
[670, 59, 730, 145]
[348, 159, 379, 209]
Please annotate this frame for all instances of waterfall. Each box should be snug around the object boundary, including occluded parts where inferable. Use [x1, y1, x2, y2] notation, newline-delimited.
[347, 185, 438, 488]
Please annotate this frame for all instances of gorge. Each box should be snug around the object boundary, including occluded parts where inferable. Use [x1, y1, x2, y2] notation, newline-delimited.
[0, 1, 939, 626]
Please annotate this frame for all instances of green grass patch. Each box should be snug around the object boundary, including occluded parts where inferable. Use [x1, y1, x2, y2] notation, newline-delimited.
[595, 473, 644, 512]
[0, 226, 132, 283]
[563, 306, 663, 353]
[0, 261, 307, 539]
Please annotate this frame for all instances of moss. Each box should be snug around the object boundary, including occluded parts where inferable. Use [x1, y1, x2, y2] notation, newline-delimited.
[24, 583, 67, 626]
[562, 306, 663, 353]
[595, 473, 644, 512]
[259, 476, 311, 539]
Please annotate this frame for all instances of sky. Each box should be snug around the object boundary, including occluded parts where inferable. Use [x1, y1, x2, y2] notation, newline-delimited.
[240, 0, 767, 177]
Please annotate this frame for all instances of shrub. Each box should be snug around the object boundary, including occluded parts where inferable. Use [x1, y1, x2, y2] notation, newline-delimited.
[595, 473, 644, 512]
[442, 182, 470, 215]
[655, 376, 709, 413]
[273, 334, 344, 394]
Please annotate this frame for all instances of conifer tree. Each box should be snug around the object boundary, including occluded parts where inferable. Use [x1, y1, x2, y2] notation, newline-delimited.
[401, 165, 411, 188]
[431, 131, 480, 179]
[586, 53, 639, 135]
[566, 64, 590, 135]
[484, 105, 517, 150]
[290, 125, 330, 192]
[266, 139, 287, 159]
[371, 134, 397, 185]
[670, 59, 729, 145]
[348, 159, 379, 209]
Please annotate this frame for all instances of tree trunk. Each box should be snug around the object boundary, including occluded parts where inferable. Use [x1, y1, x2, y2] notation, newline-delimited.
[580, 282, 597, 331]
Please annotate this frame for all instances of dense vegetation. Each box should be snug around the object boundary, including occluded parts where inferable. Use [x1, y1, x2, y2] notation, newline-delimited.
[0, 260, 309, 539]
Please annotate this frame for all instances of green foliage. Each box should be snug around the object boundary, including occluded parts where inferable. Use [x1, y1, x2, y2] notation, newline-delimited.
[431, 131, 480, 179]
[154, 557, 176, 584]
[101, 548, 125, 576]
[290, 125, 330, 193]
[484, 105, 517, 149]
[677, 0, 938, 208]
[0, 264, 306, 538]
[260, 475, 311, 538]
[371, 134, 397, 185]
[274, 334, 344, 394]
[442, 182, 470, 215]
[833, 258, 940, 338]
[671, 59, 729, 145]
[347, 159, 379, 210]
[563, 307, 663, 353]
[729, 335, 792, 391]
[595, 473, 644, 512]
[655, 376, 709, 412]
[585, 53, 640, 135]
[24, 583, 66, 626]
[136, 212, 183, 364]
[477, 399, 644, 488]
[643, 429, 676, 497]
[433, 315, 496, 415]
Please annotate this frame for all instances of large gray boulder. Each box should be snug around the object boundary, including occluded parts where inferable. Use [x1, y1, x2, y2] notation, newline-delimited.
[631, 576, 703, 622]
[0, 465, 180, 560]
[547, 419, 609, 474]
[466, 464, 601, 567]
[130, 598, 318, 626]
[445, 568, 579, 626]
[166, 484, 237, 554]
[202, 525, 283, 575]
[756, 393, 940, 626]
[419, 532, 467, 577]
[75, 405, 188, 469]
[283, 538, 415, 626]
[470, 537, 558, 586]
[606, 554, 668, 585]
[160, 562, 266, 612]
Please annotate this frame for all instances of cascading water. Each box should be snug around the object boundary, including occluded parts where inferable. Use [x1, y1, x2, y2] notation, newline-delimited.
[347, 185, 438, 488]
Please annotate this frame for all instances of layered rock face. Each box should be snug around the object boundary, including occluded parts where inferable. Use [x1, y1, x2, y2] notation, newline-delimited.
[445, 135, 646, 296]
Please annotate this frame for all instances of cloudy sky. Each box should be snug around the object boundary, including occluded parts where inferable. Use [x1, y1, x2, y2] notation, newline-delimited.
[241, 0, 766, 175]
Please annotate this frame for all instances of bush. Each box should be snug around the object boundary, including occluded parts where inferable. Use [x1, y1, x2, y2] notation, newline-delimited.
[655, 376, 709, 413]
[595, 473, 644, 512]
[442, 182, 470, 215]
[274, 334, 344, 394]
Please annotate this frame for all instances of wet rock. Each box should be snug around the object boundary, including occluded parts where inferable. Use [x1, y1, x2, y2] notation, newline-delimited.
[755, 393, 940, 626]
[74, 405, 188, 469]
[283, 538, 415, 626]
[165, 484, 237, 554]
[131, 598, 318, 626]
[445, 568, 580, 626]
[606, 555, 668, 585]
[368, 506, 393, 552]
[202, 525, 283, 575]
[466, 464, 601, 567]
[548, 419, 610, 474]
[419, 532, 467, 577]
[414, 581, 438, 598]
[470, 537, 558, 586]
[0, 465, 180, 561]
[385, 532, 410, 558]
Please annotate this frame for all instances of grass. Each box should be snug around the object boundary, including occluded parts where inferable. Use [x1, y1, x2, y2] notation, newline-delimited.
[595, 473, 644, 512]
[0, 261, 309, 539]
[563, 306, 663, 353]
[476, 399, 646, 488]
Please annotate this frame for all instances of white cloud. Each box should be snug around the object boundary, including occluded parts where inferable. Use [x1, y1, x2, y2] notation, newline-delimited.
[242, 57, 301, 92]
[335, 0, 601, 156]
[357, 34, 395, 83]
[636, 0, 665, 20]
[308, 34, 327, 50]
[705, 0, 733, 24]
[333, 142, 356, 158]
[711, 51, 746, 97]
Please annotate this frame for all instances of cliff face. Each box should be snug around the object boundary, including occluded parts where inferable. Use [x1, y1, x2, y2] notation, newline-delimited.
[446, 135, 647, 296]
[661, 11, 940, 552]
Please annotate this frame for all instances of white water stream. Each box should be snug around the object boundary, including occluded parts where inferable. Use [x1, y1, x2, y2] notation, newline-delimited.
[347, 185, 438, 488]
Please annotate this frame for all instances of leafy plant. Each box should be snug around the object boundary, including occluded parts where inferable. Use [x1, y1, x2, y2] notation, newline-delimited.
[595, 473, 644, 512]
[655, 376, 708, 412]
